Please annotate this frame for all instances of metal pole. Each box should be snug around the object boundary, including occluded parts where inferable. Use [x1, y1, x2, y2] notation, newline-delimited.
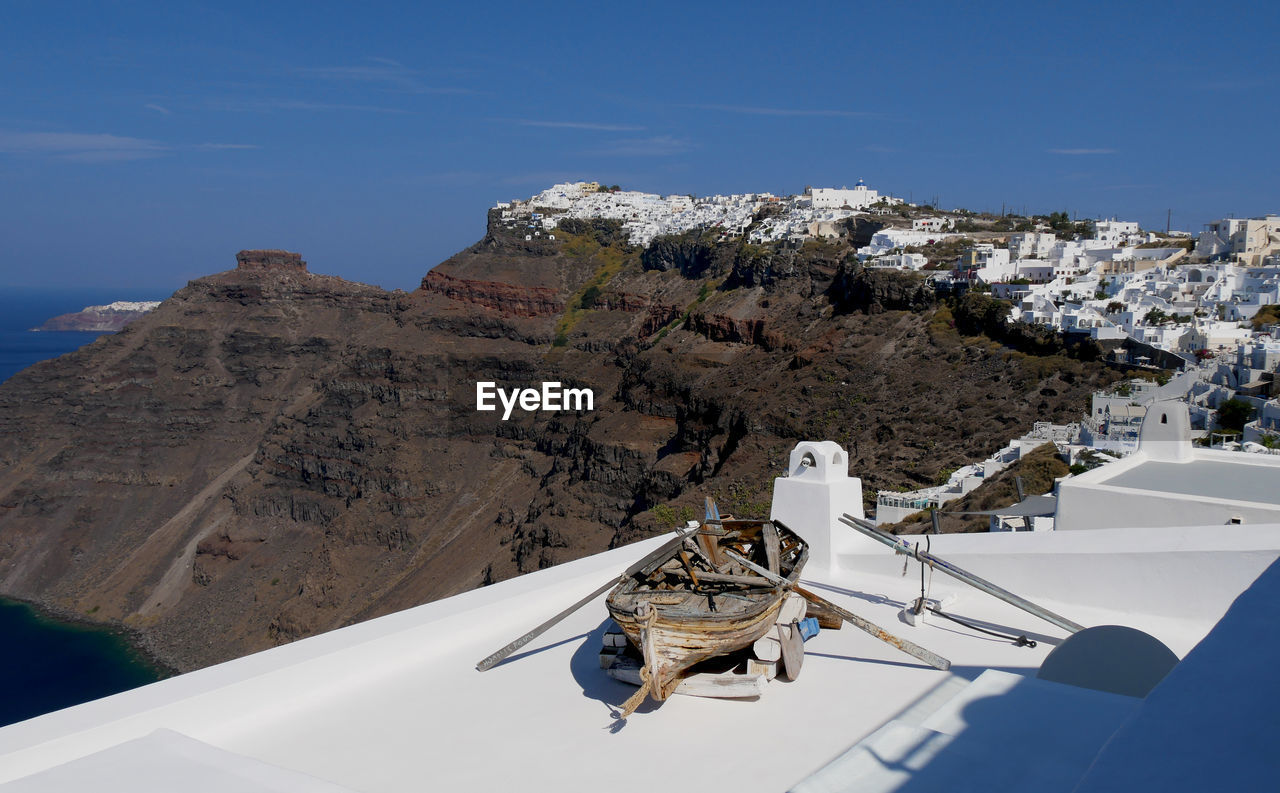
[835, 515, 1085, 634]
[724, 551, 951, 671]
[475, 526, 695, 671]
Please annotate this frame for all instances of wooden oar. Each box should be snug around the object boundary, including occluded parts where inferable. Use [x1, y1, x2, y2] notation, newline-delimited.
[475, 527, 694, 672]
[724, 550, 952, 672]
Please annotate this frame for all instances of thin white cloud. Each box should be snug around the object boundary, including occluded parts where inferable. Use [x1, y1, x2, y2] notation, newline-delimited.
[0, 131, 167, 159]
[500, 170, 595, 186]
[144, 103, 172, 115]
[59, 149, 167, 163]
[587, 135, 694, 157]
[192, 143, 260, 150]
[685, 103, 874, 118]
[1188, 76, 1273, 94]
[208, 98, 408, 114]
[0, 131, 256, 162]
[863, 144, 899, 153]
[294, 59, 471, 95]
[412, 169, 492, 184]
[1048, 148, 1116, 155]
[276, 100, 409, 113]
[512, 119, 646, 131]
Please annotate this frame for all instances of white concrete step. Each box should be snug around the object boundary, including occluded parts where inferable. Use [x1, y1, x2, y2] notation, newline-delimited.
[0, 729, 357, 793]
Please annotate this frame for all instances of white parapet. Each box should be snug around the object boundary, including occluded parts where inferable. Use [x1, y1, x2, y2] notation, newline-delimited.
[770, 441, 865, 576]
[1056, 402, 1280, 530]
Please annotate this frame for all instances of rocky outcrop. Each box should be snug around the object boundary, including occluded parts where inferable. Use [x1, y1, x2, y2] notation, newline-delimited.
[641, 231, 721, 278]
[686, 311, 788, 350]
[724, 241, 844, 293]
[420, 271, 565, 317]
[236, 250, 306, 272]
[555, 217, 628, 247]
[638, 304, 682, 336]
[840, 216, 888, 248]
[829, 262, 936, 313]
[599, 292, 650, 313]
[473, 209, 559, 257]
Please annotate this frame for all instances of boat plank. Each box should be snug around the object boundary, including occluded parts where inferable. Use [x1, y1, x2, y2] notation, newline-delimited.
[763, 522, 781, 574]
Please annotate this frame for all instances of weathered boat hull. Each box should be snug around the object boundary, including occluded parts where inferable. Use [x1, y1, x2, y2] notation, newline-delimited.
[605, 520, 809, 703]
[610, 596, 784, 699]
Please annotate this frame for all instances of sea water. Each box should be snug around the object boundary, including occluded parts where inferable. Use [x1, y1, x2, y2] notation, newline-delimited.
[0, 286, 173, 727]
[0, 287, 169, 383]
[0, 599, 163, 727]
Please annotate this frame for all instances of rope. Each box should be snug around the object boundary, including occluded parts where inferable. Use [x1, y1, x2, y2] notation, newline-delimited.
[911, 537, 936, 617]
[618, 667, 651, 718]
[911, 535, 1032, 646]
[619, 604, 661, 718]
[926, 606, 1037, 648]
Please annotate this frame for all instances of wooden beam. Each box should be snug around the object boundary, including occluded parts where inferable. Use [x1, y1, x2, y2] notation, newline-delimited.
[694, 570, 773, 587]
[678, 549, 701, 588]
[724, 549, 952, 672]
[763, 521, 781, 575]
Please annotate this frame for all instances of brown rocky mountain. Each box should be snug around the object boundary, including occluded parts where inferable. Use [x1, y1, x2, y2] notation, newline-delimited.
[0, 227, 1118, 671]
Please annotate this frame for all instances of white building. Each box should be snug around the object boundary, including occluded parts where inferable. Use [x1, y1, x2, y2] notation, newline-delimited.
[870, 252, 928, 270]
[810, 181, 891, 210]
[912, 217, 953, 232]
[1008, 231, 1058, 259]
[1183, 321, 1253, 353]
[1195, 215, 1280, 265]
[858, 228, 956, 257]
[1058, 401, 1280, 529]
[1093, 219, 1141, 246]
[499, 182, 911, 249]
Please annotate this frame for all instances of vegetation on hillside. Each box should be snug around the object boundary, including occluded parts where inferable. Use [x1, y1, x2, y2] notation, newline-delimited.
[1250, 305, 1280, 330]
[551, 231, 630, 346]
[889, 443, 1070, 535]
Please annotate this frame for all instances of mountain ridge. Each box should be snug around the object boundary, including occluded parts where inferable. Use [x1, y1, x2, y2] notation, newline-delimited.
[0, 226, 1118, 670]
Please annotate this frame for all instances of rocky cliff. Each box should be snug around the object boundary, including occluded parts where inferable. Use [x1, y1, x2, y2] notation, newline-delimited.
[34, 301, 161, 332]
[0, 236, 1118, 671]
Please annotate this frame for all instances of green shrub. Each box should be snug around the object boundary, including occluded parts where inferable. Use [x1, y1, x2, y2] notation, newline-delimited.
[651, 504, 676, 526]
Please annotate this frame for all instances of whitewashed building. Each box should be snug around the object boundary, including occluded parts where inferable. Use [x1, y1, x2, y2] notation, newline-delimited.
[809, 180, 897, 210]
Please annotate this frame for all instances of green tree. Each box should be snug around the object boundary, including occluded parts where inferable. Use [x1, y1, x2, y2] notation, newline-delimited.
[1047, 211, 1073, 232]
[1217, 398, 1255, 432]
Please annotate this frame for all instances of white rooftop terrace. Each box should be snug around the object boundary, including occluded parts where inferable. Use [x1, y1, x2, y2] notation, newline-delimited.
[1, 442, 1278, 792]
[1057, 400, 1280, 530]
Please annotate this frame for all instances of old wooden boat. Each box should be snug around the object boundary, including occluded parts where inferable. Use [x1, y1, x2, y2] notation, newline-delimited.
[605, 509, 808, 713]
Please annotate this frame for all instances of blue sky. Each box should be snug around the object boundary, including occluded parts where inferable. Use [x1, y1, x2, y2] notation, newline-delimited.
[1, 1, 1276, 292]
